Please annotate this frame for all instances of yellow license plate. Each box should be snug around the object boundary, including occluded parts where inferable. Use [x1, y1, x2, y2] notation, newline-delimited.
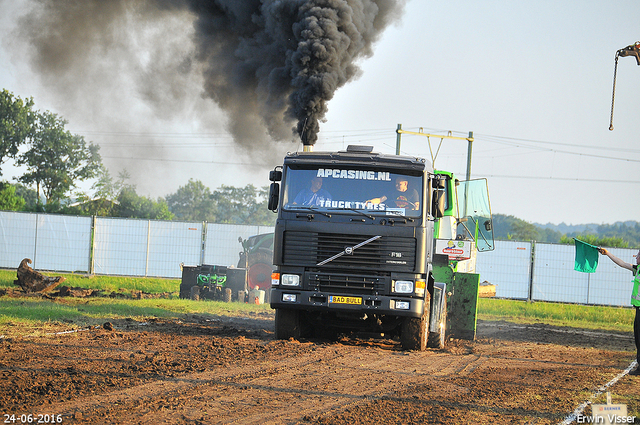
[329, 295, 362, 305]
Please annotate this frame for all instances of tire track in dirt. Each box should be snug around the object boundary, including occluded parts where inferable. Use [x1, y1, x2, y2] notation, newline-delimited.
[30, 343, 485, 424]
[13, 319, 636, 424]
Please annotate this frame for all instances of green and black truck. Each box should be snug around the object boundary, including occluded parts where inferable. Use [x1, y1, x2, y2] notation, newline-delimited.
[267, 145, 493, 350]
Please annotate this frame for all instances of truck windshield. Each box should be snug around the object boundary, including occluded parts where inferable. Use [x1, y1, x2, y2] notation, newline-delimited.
[282, 166, 423, 218]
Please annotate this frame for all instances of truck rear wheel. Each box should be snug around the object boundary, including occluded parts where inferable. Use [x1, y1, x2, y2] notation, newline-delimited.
[427, 297, 447, 349]
[275, 309, 303, 340]
[400, 293, 430, 351]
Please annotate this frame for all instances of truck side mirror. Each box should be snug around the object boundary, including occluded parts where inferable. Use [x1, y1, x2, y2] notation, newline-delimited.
[432, 190, 445, 218]
[269, 170, 282, 182]
[434, 178, 446, 189]
[268, 182, 280, 211]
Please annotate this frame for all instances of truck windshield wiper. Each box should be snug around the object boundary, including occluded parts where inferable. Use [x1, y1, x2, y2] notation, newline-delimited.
[387, 215, 415, 224]
[290, 205, 332, 218]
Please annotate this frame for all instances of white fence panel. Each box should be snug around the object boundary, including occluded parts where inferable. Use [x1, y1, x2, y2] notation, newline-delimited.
[147, 221, 203, 278]
[532, 243, 587, 303]
[1, 210, 637, 306]
[0, 211, 37, 268]
[34, 214, 92, 272]
[93, 217, 149, 276]
[203, 224, 274, 267]
[476, 240, 532, 299]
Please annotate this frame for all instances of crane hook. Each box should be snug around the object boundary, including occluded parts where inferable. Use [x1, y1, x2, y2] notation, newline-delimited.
[609, 42, 640, 131]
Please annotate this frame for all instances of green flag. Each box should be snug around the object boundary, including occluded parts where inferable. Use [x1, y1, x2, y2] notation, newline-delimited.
[574, 238, 599, 273]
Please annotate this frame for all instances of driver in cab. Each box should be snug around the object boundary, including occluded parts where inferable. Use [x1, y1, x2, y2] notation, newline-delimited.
[366, 176, 419, 210]
[292, 176, 332, 207]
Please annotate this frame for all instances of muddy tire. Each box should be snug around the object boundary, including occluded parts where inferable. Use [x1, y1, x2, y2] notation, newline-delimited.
[427, 297, 447, 349]
[275, 309, 303, 340]
[190, 285, 200, 301]
[400, 292, 430, 351]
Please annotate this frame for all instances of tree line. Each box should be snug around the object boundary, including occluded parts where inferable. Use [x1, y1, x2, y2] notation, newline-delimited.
[0, 89, 274, 225]
[493, 214, 639, 248]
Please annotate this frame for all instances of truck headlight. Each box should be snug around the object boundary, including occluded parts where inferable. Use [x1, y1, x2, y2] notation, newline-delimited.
[394, 280, 413, 294]
[281, 274, 300, 286]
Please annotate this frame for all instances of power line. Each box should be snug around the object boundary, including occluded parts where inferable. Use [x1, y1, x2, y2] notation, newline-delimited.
[79, 126, 640, 160]
[100, 155, 640, 184]
[83, 125, 640, 172]
[477, 173, 640, 184]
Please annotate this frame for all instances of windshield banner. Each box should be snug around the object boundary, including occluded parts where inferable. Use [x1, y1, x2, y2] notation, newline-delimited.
[316, 169, 392, 181]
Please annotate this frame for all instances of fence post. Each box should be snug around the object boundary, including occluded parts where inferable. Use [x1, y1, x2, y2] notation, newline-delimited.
[89, 216, 96, 274]
[33, 213, 40, 268]
[145, 220, 151, 277]
[587, 272, 592, 305]
[527, 240, 536, 302]
[201, 222, 207, 266]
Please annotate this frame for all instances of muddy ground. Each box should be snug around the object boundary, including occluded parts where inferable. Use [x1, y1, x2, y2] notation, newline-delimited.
[0, 308, 638, 424]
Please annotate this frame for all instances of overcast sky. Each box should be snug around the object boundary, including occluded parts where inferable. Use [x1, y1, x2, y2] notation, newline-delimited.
[1, 0, 639, 226]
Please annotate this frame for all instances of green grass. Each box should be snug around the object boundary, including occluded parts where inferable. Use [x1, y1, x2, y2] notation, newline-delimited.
[0, 268, 180, 293]
[0, 268, 272, 337]
[1, 268, 636, 337]
[0, 296, 272, 337]
[477, 298, 635, 332]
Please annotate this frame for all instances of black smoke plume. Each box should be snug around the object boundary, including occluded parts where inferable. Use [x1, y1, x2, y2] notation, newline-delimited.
[14, 0, 405, 148]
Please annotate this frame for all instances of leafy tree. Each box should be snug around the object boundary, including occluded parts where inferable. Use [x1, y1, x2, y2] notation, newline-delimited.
[492, 214, 540, 241]
[0, 89, 36, 176]
[536, 227, 562, 243]
[560, 234, 629, 248]
[596, 222, 640, 248]
[13, 183, 39, 210]
[164, 182, 275, 225]
[90, 165, 132, 200]
[117, 187, 174, 220]
[0, 182, 25, 211]
[65, 167, 133, 217]
[211, 184, 275, 225]
[16, 111, 101, 207]
[165, 179, 216, 221]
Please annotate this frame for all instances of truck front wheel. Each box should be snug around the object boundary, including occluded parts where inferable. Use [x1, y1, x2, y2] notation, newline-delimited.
[400, 293, 430, 351]
[275, 309, 302, 340]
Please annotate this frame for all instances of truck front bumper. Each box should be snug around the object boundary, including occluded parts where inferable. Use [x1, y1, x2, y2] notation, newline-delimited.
[270, 288, 425, 318]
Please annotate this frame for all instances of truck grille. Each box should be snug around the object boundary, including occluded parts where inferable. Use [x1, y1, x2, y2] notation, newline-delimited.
[308, 273, 385, 294]
[282, 231, 416, 272]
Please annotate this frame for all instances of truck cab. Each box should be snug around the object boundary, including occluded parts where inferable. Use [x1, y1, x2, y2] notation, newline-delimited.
[268, 145, 451, 350]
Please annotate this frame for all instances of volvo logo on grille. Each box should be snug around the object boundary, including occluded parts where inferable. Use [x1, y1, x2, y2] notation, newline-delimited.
[316, 235, 382, 266]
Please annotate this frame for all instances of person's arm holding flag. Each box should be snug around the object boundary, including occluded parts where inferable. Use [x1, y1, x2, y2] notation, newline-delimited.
[598, 247, 635, 271]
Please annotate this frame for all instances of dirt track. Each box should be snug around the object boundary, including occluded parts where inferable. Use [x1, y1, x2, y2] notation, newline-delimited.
[0, 312, 638, 424]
